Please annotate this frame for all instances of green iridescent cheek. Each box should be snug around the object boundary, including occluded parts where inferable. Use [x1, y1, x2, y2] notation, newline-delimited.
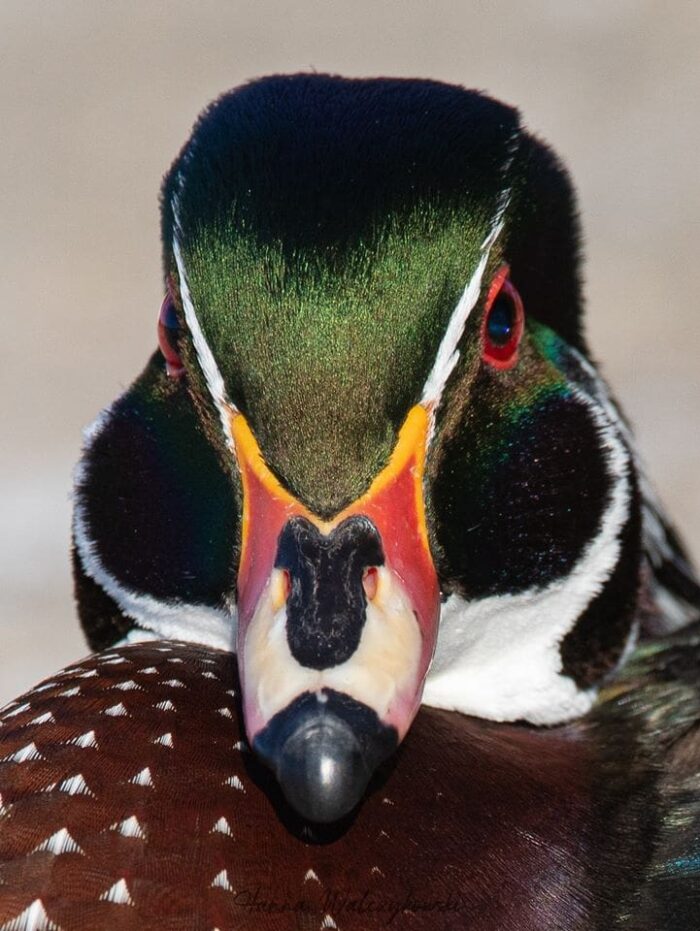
[500, 324, 571, 420]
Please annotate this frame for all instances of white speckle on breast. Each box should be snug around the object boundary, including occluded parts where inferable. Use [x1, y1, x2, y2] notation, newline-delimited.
[0, 897, 62, 930]
[129, 766, 154, 788]
[99, 878, 135, 906]
[101, 657, 129, 666]
[4, 702, 31, 720]
[223, 775, 245, 792]
[69, 730, 99, 749]
[58, 773, 94, 797]
[109, 815, 146, 839]
[32, 827, 85, 857]
[303, 869, 320, 884]
[139, 667, 159, 675]
[321, 915, 338, 929]
[152, 732, 174, 748]
[216, 707, 232, 719]
[210, 869, 233, 892]
[1, 742, 44, 763]
[210, 816, 233, 836]
[58, 686, 81, 698]
[202, 671, 218, 680]
[111, 680, 142, 692]
[163, 679, 185, 688]
[155, 700, 176, 712]
[75, 670, 99, 679]
[26, 712, 56, 727]
[102, 703, 128, 717]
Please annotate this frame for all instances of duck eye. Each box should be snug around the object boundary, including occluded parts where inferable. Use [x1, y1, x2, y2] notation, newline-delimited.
[482, 269, 524, 370]
[158, 294, 185, 378]
[487, 295, 515, 345]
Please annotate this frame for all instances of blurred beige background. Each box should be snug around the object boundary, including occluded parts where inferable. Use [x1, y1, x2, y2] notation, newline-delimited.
[1, 1, 699, 705]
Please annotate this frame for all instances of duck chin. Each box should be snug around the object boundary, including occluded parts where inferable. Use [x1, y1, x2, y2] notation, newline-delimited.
[240, 565, 428, 822]
[239, 566, 434, 821]
[243, 566, 424, 733]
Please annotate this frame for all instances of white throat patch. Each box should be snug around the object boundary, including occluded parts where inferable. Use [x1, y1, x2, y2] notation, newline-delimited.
[423, 363, 634, 725]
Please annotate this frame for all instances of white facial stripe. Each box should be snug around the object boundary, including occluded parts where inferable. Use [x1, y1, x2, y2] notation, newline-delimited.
[423, 373, 633, 725]
[243, 567, 421, 729]
[73, 401, 237, 652]
[171, 190, 237, 452]
[421, 209, 507, 411]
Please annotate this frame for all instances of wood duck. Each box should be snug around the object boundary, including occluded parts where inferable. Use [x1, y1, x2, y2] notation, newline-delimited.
[1, 74, 699, 930]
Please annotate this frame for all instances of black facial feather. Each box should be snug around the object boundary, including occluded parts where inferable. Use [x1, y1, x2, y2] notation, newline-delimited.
[74, 353, 237, 648]
[431, 382, 611, 598]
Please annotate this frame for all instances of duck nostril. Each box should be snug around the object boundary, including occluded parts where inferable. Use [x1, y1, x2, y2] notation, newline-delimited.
[362, 566, 379, 602]
[282, 569, 292, 601]
[271, 568, 292, 610]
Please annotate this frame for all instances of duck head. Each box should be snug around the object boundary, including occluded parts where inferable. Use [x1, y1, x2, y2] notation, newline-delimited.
[73, 74, 691, 823]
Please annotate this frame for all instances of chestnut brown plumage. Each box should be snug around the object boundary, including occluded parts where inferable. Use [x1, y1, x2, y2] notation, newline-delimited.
[1, 631, 700, 929]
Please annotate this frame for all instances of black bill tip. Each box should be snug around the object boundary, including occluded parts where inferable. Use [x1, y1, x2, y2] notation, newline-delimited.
[275, 715, 367, 823]
[253, 690, 398, 823]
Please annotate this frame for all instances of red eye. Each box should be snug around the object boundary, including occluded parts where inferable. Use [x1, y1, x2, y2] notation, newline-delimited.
[481, 265, 525, 370]
[158, 293, 185, 378]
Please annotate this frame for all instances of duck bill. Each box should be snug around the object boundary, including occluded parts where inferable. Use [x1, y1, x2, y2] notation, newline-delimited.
[231, 405, 440, 822]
